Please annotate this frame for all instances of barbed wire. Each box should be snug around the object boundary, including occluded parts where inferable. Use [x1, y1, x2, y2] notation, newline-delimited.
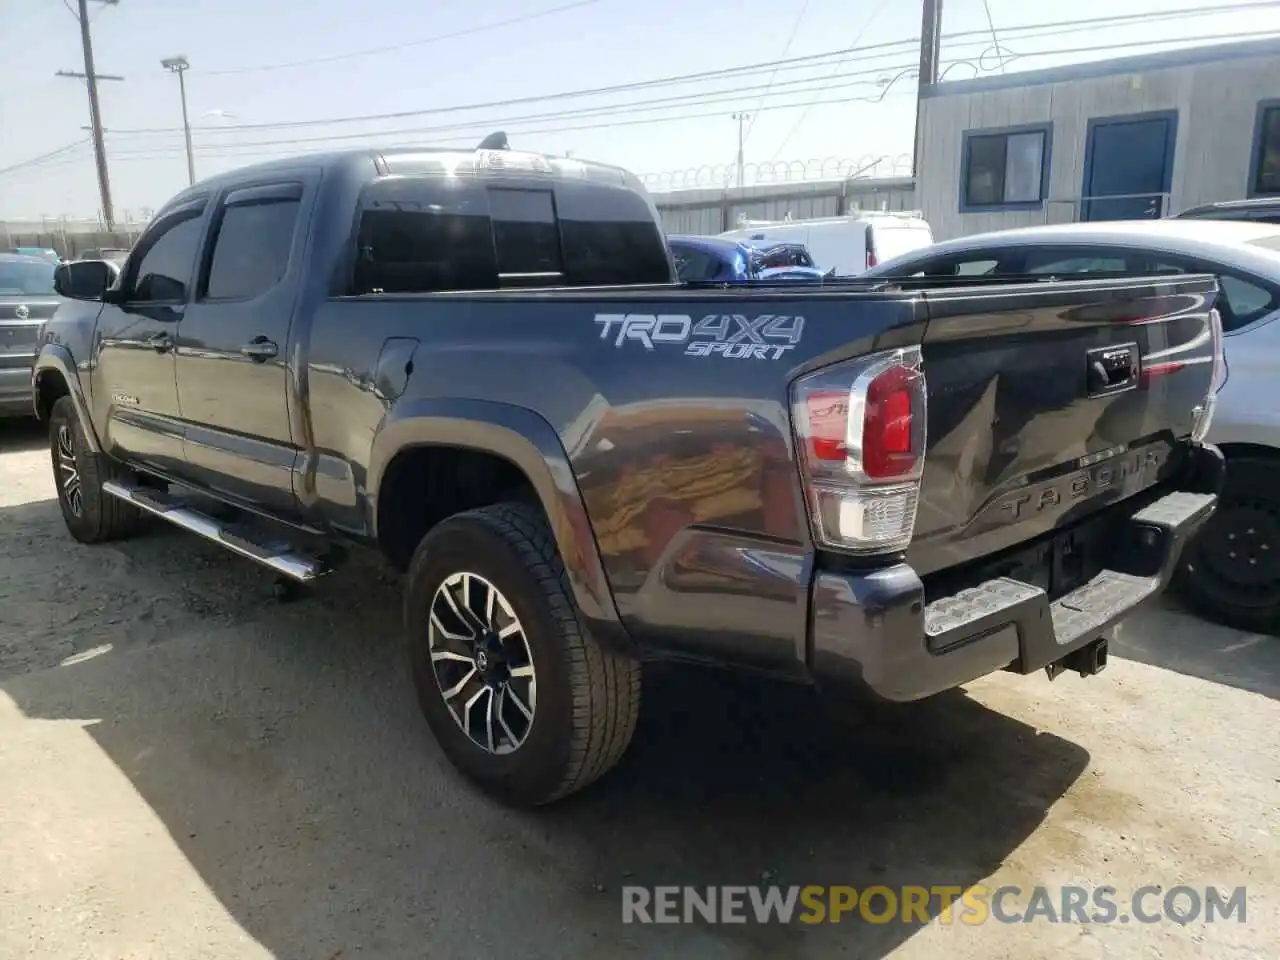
[638, 154, 914, 191]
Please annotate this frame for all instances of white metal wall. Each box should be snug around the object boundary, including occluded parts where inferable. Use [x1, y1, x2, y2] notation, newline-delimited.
[917, 49, 1280, 241]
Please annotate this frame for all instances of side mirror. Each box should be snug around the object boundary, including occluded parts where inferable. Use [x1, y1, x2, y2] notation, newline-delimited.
[54, 259, 119, 301]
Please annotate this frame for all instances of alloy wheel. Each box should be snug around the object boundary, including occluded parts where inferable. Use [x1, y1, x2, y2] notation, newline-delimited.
[57, 424, 83, 517]
[427, 571, 537, 755]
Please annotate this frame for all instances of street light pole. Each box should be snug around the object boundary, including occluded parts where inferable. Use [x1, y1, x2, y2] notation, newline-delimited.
[162, 55, 195, 186]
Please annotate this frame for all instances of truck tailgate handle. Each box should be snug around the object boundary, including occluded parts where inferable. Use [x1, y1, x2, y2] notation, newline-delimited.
[240, 337, 278, 361]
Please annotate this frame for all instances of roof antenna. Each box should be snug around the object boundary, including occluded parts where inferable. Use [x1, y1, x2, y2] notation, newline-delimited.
[476, 130, 510, 151]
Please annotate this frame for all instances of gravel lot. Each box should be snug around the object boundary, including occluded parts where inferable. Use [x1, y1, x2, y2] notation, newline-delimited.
[0, 418, 1277, 960]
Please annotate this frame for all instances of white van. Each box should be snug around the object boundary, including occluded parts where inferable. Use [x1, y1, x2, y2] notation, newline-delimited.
[719, 212, 934, 277]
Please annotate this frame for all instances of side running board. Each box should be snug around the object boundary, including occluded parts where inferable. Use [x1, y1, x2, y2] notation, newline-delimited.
[102, 480, 328, 582]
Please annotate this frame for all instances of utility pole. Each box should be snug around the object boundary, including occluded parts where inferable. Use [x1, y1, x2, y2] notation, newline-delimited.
[162, 56, 196, 186]
[56, 0, 121, 229]
[912, 0, 943, 177]
[732, 112, 750, 189]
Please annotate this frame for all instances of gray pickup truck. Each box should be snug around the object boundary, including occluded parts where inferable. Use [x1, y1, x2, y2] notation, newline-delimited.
[33, 142, 1225, 805]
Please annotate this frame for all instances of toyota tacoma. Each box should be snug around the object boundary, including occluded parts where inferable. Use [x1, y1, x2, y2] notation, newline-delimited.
[32, 141, 1225, 805]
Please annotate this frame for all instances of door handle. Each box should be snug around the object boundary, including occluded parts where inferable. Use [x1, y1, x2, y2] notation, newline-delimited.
[240, 336, 278, 362]
[146, 332, 173, 353]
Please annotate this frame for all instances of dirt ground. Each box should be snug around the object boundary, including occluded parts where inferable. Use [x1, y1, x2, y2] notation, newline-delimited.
[0, 418, 1277, 960]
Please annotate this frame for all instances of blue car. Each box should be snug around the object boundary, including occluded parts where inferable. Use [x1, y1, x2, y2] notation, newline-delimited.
[668, 235, 827, 284]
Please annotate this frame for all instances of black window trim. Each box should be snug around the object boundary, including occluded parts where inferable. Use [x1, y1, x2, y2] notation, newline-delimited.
[121, 199, 208, 305]
[1249, 99, 1280, 199]
[958, 122, 1054, 213]
[197, 180, 305, 303]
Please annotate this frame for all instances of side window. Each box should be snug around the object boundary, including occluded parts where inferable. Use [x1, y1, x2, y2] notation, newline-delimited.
[1023, 250, 1129, 274]
[488, 188, 561, 278]
[130, 212, 204, 303]
[1253, 103, 1280, 197]
[204, 196, 300, 300]
[556, 184, 673, 286]
[963, 127, 1049, 208]
[352, 182, 497, 294]
[672, 249, 716, 282]
[1151, 261, 1279, 332]
[1219, 274, 1278, 331]
[955, 258, 999, 276]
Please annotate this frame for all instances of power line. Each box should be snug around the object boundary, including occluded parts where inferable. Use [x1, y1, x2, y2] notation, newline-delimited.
[91, 26, 1280, 163]
[770, 0, 890, 161]
[0, 139, 90, 177]
[106, 40, 920, 135]
[981, 0, 1008, 74]
[101, 0, 1275, 140]
[98, 90, 922, 164]
[200, 0, 606, 76]
[738, 0, 813, 151]
[109, 63, 919, 149]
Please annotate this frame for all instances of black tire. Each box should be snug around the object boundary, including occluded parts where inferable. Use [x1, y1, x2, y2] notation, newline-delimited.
[49, 395, 146, 543]
[405, 502, 641, 805]
[1175, 455, 1280, 634]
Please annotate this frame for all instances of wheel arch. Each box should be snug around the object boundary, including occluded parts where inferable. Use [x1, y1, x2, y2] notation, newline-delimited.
[368, 397, 630, 650]
[32, 344, 100, 452]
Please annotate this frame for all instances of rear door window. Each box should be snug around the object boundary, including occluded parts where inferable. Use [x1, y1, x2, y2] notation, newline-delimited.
[203, 187, 301, 300]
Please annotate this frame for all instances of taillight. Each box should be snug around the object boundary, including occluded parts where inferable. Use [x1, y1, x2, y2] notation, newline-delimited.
[1192, 307, 1227, 442]
[866, 249, 878, 271]
[791, 346, 926, 554]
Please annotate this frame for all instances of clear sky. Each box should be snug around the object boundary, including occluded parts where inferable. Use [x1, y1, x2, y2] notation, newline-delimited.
[1, 0, 1278, 222]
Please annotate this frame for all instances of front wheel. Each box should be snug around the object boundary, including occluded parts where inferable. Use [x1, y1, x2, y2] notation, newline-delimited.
[405, 502, 641, 805]
[49, 395, 146, 543]
[1175, 455, 1280, 634]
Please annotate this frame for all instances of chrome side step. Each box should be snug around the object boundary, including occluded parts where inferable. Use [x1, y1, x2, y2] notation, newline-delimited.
[102, 480, 328, 582]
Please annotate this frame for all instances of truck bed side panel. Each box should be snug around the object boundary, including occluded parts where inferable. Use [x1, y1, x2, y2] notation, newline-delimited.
[304, 292, 925, 673]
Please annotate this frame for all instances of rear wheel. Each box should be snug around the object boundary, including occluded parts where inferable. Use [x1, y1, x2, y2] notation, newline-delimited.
[405, 502, 641, 805]
[1175, 456, 1280, 633]
[49, 395, 146, 543]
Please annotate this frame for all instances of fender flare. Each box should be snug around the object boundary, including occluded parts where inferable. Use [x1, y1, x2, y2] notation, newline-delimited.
[31, 344, 101, 453]
[367, 397, 631, 650]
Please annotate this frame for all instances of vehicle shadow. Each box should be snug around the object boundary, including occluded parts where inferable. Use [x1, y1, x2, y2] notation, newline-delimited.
[1113, 594, 1280, 700]
[0, 416, 45, 454]
[0, 496, 1091, 959]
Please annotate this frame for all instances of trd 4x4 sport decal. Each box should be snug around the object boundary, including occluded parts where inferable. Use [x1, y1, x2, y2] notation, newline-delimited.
[593, 313, 805, 360]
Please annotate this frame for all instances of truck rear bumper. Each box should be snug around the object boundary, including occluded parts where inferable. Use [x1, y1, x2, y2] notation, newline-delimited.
[809, 443, 1224, 702]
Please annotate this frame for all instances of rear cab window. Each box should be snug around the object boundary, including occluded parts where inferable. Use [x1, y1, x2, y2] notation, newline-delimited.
[350, 175, 672, 294]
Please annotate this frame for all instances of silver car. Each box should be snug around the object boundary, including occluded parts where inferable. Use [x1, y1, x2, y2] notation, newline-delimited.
[866, 219, 1280, 633]
[0, 253, 63, 418]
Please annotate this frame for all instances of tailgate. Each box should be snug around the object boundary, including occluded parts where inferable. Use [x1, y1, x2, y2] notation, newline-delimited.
[907, 275, 1218, 577]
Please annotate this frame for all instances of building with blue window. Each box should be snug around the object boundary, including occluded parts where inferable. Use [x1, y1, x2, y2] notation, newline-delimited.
[916, 36, 1280, 241]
